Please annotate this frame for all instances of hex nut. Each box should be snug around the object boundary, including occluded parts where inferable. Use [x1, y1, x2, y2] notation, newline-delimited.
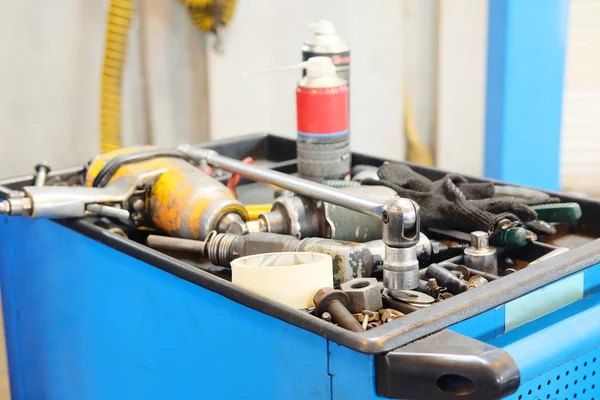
[340, 278, 383, 314]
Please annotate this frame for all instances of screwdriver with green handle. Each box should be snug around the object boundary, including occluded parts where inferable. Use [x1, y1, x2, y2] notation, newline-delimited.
[493, 185, 582, 223]
[531, 202, 582, 223]
[490, 203, 582, 247]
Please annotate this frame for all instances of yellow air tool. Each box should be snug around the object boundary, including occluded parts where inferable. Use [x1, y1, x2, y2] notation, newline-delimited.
[85, 146, 249, 239]
[0, 147, 249, 241]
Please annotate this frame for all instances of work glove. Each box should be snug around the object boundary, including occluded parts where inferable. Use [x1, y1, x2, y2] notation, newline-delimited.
[363, 163, 559, 236]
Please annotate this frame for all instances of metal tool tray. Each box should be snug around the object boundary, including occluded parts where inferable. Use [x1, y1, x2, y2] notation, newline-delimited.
[2, 133, 600, 399]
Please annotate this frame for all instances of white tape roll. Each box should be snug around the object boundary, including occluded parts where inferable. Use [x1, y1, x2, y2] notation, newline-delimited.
[231, 252, 334, 309]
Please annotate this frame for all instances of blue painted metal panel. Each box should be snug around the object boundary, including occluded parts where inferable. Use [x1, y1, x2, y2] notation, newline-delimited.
[502, 294, 600, 383]
[0, 217, 331, 400]
[485, 0, 570, 190]
[450, 305, 505, 342]
[450, 263, 600, 393]
[328, 342, 381, 400]
[506, 346, 600, 400]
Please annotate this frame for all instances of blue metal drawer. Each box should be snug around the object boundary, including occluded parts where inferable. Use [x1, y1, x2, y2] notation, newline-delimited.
[451, 264, 600, 400]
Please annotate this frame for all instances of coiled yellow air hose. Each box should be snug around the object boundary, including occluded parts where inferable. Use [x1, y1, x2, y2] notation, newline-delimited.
[100, 0, 235, 152]
[101, 0, 134, 153]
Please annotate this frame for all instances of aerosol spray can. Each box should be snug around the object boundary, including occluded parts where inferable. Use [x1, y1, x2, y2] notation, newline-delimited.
[296, 57, 350, 181]
[300, 22, 350, 181]
[302, 20, 350, 84]
[246, 55, 349, 181]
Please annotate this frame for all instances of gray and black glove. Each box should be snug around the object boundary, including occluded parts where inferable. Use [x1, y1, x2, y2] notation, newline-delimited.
[363, 163, 559, 236]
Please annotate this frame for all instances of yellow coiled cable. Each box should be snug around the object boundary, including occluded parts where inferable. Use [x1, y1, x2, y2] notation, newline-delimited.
[180, 0, 236, 33]
[100, 0, 236, 152]
[101, 0, 134, 153]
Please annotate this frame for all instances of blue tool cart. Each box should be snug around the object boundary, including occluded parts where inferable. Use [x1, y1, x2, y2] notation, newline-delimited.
[1, 134, 599, 399]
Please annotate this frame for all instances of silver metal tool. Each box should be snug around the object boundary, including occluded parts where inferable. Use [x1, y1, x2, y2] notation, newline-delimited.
[178, 146, 421, 290]
[147, 231, 383, 287]
[381, 198, 421, 290]
[418, 262, 498, 282]
[463, 231, 498, 275]
[0, 169, 165, 220]
[415, 232, 467, 263]
[178, 146, 384, 218]
[248, 185, 398, 241]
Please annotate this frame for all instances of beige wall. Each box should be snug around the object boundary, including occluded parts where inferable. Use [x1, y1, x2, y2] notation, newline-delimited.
[0, 1, 209, 178]
[0, 0, 492, 177]
[207, 0, 410, 160]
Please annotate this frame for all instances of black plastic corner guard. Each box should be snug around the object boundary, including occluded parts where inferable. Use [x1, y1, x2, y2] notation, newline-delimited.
[376, 330, 520, 399]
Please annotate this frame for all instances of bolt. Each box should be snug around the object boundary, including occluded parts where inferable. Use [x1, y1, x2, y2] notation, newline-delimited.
[314, 288, 364, 332]
[107, 227, 128, 239]
[34, 162, 51, 187]
[132, 213, 144, 224]
[426, 264, 468, 295]
[452, 265, 471, 280]
[321, 312, 332, 323]
[439, 292, 454, 300]
[367, 321, 382, 330]
[354, 310, 379, 323]
[467, 275, 488, 289]
[380, 308, 404, 322]
[362, 315, 369, 330]
[132, 199, 145, 212]
[426, 278, 440, 298]
[451, 270, 465, 280]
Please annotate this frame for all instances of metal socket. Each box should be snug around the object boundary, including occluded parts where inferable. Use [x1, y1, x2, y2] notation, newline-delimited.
[464, 231, 498, 275]
[383, 246, 419, 290]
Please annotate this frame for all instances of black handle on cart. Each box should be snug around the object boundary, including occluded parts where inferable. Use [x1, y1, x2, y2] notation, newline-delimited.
[375, 329, 520, 399]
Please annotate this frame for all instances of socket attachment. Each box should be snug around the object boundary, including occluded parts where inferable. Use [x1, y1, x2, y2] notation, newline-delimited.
[464, 231, 498, 275]
[382, 198, 420, 290]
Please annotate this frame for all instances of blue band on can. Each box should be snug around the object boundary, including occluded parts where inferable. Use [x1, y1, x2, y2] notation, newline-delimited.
[297, 130, 349, 138]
